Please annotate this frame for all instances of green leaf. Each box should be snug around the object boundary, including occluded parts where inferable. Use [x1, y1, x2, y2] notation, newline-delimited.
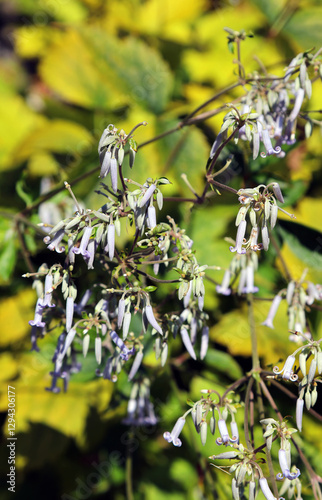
[0, 229, 17, 283]
[283, 8, 322, 48]
[40, 27, 173, 114]
[277, 222, 322, 270]
[204, 348, 243, 380]
[16, 178, 33, 206]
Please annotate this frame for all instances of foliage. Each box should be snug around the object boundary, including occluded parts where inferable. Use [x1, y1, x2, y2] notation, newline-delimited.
[1, 1, 322, 500]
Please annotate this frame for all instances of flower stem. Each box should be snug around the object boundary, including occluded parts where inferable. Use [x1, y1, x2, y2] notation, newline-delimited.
[247, 293, 260, 370]
[125, 435, 134, 500]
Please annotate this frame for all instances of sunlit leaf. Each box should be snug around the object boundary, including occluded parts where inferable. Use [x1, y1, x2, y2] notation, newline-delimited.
[40, 28, 173, 113]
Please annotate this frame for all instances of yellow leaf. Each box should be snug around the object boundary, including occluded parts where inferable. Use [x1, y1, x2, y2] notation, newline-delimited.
[277, 197, 322, 233]
[39, 29, 120, 109]
[15, 26, 58, 59]
[0, 335, 113, 449]
[276, 244, 322, 284]
[102, 0, 207, 42]
[211, 300, 292, 364]
[16, 119, 93, 163]
[0, 353, 19, 382]
[0, 94, 46, 171]
[27, 152, 59, 177]
[0, 289, 36, 346]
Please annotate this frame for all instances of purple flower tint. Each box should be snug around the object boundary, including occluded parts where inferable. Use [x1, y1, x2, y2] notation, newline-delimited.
[210, 132, 223, 159]
[110, 330, 135, 361]
[180, 327, 197, 360]
[30, 325, 40, 352]
[108, 223, 115, 260]
[230, 421, 239, 443]
[29, 299, 46, 328]
[289, 88, 305, 122]
[66, 296, 74, 332]
[230, 220, 247, 254]
[145, 305, 163, 335]
[260, 128, 282, 158]
[262, 294, 282, 329]
[242, 266, 259, 294]
[277, 449, 300, 481]
[296, 398, 304, 432]
[216, 270, 232, 296]
[74, 289, 92, 316]
[282, 119, 296, 145]
[216, 419, 230, 445]
[44, 228, 65, 253]
[147, 205, 156, 229]
[110, 158, 118, 193]
[274, 355, 298, 381]
[99, 150, 111, 178]
[200, 326, 209, 360]
[138, 184, 157, 208]
[42, 274, 55, 308]
[72, 226, 92, 259]
[85, 238, 97, 269]
[163, 417, 186, 447]
[45, 372, 61, 394]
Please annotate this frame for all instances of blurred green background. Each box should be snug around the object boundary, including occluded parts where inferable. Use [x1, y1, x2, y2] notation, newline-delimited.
[1, 0, 322, 499]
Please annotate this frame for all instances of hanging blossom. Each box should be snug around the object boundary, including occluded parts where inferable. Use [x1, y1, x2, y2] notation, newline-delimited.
[216, 251, 259, 296]
[261, 418, 300, 482]
[269, 330, 322, 432]
[262, 272, 322, 340]
[122, 378, 158, 426]
[98, 122, 146, 193]
[163, 389, 239, 448]
[229, 183, 294, 255]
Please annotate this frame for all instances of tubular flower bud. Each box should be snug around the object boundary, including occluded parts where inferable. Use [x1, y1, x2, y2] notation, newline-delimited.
[230, 220, 247, 254]
[277, 449, 301, 480]
[262, 294, 282, 329]
[296, 398, 304, 432]
[216, 419, 230, 445]
[273, 355, 298, 381]
[163, 417, 186, 447]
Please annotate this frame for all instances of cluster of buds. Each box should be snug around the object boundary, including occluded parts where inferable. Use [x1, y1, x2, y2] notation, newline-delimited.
[272, 337, 322, 431]
[163, 390, 239, 448]
[216, 251, 259, 296]
[230, 183, 293, 254]
[98, 122, 146, 192]
[122, 378, 158, 426]
[262, 273, 322, 339]
[170, 305, 209, 360]
[261, 419, 300, 481]
[210, 48, 322, 169]
[126, 177, 169, 233]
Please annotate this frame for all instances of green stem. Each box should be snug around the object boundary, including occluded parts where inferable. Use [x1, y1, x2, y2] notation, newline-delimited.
[125, 434, 134, 500]
[247, 293, 260, 370]
[260, 378, 322, 499]
[244, 377, 254, 450]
